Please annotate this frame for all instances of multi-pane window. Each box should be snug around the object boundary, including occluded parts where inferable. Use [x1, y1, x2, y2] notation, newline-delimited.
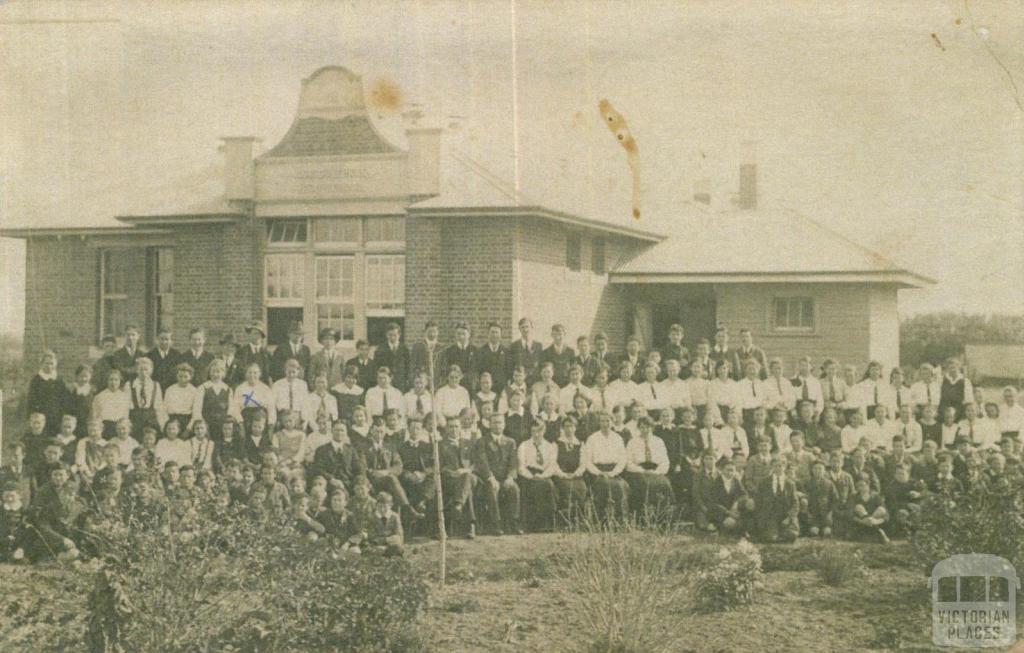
[591, 237, 606, 274]
[566, 233, 582, 271]
[316, 256, 356, 341]
[365, 216, 405, 242]
[101, 250, 129, 338]
[265, 254, 305, 303]
[315, 218, 360, 244]
[267, 219, 307, 244]
[152, 248, 174, 335]
[772, 297, 815, 331]
[366, 255, 405, 312]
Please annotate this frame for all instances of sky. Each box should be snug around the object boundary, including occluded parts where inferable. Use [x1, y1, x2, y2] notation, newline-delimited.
[1, 0, 1021, 337]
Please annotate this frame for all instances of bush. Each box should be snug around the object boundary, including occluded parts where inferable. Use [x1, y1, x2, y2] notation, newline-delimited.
[910, 478, 1024, 574]
[814, 547, 865, 587]
[693, 539, 764, 612]
[553, 518, 688, 653]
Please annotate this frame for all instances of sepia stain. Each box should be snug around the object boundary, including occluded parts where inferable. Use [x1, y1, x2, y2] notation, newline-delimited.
[598, 98, 641, 220]
[954, 17, 962, 26]
[931, 33, 946, 51]
[367, 78, 403, 113]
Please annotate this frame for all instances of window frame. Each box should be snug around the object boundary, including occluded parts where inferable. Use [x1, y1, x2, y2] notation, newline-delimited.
[770, 296, 816, 333]
[365, 254, 406, 316]
[566, 232, 582, 272]
[315, 255, 357, 344]
[266, 219, 308, 246]
[149, 247, 174, 340]
[591, 236, 606, 275]
[99, 249, 130, 340]
[264, 253, 306, 306]
[364, 216, 406, 246]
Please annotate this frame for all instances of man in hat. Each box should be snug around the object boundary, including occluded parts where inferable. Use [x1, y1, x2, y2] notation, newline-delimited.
[180, 327, 215, 386]
[271, 321, 311, 381]
[236, 321, 272, 384]
[309, 327, 344, 388]
[220, 334, 244, 386]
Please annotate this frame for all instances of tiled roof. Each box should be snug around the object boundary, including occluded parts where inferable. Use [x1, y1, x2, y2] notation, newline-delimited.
[264, 115, 399, 157]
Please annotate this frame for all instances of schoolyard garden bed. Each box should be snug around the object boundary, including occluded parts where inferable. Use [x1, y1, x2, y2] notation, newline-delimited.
[0, 533, 968, 653]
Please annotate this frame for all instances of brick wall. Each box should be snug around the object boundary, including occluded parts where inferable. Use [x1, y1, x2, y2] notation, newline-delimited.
[22, 237, 99, 376]
[439, 219, 515, 341]
[515, 216, 646, 349]
[404, 214, 444, 338]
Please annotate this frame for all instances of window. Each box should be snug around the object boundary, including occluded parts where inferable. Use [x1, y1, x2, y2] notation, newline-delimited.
[365, 216, 405, 242]
[265, 254, 305, 303]
[100, 250, 129, 338]
[316, 256, 356, 341]
[267, 219, 307, 244]
[772, 297, 815, 331]
[151, 248, 174, 335]
[591, 237, 606, 274]
[315, 218, 360, 244]
[366, 255, 405, 312]
[566, 233, 582, 271]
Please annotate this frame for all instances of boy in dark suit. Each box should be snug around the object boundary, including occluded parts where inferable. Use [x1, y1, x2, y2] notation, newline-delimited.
[311, 421, 366, 492]
[659, 323, 690, 377]
[147, 327, 181, 391]
[541, 323, 575, 387]
[473, 413, 522, 535]
[111, 325, 146, 385]
[180, 328, 215, 385]
[409, 321, 445, 389]
[373, 322, 411, 393]
[439, 422, 478, 539]
[509, 317, 544, 383]
[477, 322, 512, 394]
[308, 328, 344, 389]
[346, 340, 376, 391]
[754, 456, 800, 543]
[443, 323, 478, 392]
[236, 322, 272, 384]
[271, 321, 311, 381]
[369, 491, 404, 556]
[219, 335, 244, 387]
[91, 335, 119, 392]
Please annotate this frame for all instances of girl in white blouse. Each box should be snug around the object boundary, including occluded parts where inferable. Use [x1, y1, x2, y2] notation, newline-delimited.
[708, 359, 738, 427]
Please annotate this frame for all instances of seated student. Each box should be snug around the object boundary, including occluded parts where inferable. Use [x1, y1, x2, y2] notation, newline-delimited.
[881, 434, 914, 490]
[403, 372, 434, 424]
[362, 418, 422, 519]
[938, 405, 962, 449]
[275, 409, 306, 475]
[0, 483, 30, 563]
[1000, 438, 1022, 479]
[886, 463, 922, 536]
[861, 404, 896, 451]
[348, 406, 372, 449]
[744, 438, 774, 495]
[845, 446, 881, 494]
[535, 394, 562, 443]
[785, 432, 816, 489]
[528, 362, 560, 415]
[439, 421, 478, 539]
[566, 391, 600, 442]
[435, 365, 472, 424]
[981, 403, 1004, 449]
[0, 443, 33, 508]
[816, 406, 843, 453]
[232, 363, 276, 433]
[753, 456, 800, 544]
[790, 400, 822, 451]
[195, 358, 233, 442]
[708, 360, 738, 427]
[397, 416, 434, 516]
[692, 450, 720, 532]
[53, 416, 78, 467]
[663, 406, 702, 515]
[330, 366, 365, 426]
[706, 457, 751, 536]
[502, 388, 533, 446]
[892, 404, 923, 453]
[659, 359, 693, 417]
[365, 366, 405, 421]
[92, 369, 131, 440]
[517, 419, 558, 533]
[75, 419, 109, 485]
[317, 486, 361, 550]
[127, 357, 166, 438]
[803, 459, 838, 537]
[763, 358, 796, 418]
[998, 386, 1024, 440]
[368, 491, 404, 556]
[735, 359, 766, 434]
[501, 365, 531, 413]
[714, 408, 749, 461]
[605, 362, 641, 415]
[303, 372, 338, 429]
[311, 421, 365, 492]
[27, 463, 83, 562]
[241, 409, 278, 467]
[552, 416, 588, 527]
[472, 413, 521, 535]
[289, 493, 326, 542]
[249, 464, 291, 519]
[582, 411, 630, 523]
[212, 418, 243, 474]
[745, 406, 771, 453]
[188, 420, 216, 473]
[164, 363, 202, 436]
[766, 407, 793, 455]
[636, 362, 667, 415]
[454, 407, 481, 442]
[957, 402, 999, 449]
[64, 364, 95, 440]
[27, 350, 67, 437]
[558, 364, 593, 414]
[109, 418, 140, 468]
[382, 409, 407, 450]
[840, 409, 869, 453]
[474, 372, 501, 418]
[154, 420, 192, 470]
[847, 476, 890, 544]
[918, 404, 942, 450]
[825, 449, 856, 516]
[623, 416, 673, 518]
[685, 360, 711, 424]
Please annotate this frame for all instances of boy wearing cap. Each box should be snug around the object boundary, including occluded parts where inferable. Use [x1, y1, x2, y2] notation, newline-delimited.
[236, 322, 272, 385]
[219, 334, 244, 387]
[271, 321, 311, 382]
[346, 340, 377, 391]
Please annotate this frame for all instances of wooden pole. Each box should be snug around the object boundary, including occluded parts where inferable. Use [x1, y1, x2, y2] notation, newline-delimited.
[427, 354, 446, 588]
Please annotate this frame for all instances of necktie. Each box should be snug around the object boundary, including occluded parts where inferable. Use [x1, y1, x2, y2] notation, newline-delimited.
[927, 385, 932, 404]
[288, 382, 294, 410]
[777, 378, 782, 394]
[535, 441, 544, 466]
[874, 385, 879, 406]
[416, 395, 424, 415]
[644, 438, 652, 463]
[651, 384, 657, 400]
[141, 382, 147, 407]
[601, 388, 607, 408]
[383, 391, 389, 412]
[829, 380, 835, 402]
[751, 379, 757, 398]
[802, 380, 809, 401]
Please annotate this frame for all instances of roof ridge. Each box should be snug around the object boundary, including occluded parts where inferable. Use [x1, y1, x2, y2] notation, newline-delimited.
[782, 207, 906, 272]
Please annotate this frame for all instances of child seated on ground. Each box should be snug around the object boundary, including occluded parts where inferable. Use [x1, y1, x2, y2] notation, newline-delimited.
[0, 484, 29, 562]
[291, 493, 326, 542]
[368, 491, 404, 556]
[317, 484, 363, 554]
[885, 463, 921, 536]
[848, 477, 890, 544]
[803, 459, 838, 537]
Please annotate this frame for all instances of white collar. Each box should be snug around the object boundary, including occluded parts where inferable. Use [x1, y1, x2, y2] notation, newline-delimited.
[38, 370, 57, 381]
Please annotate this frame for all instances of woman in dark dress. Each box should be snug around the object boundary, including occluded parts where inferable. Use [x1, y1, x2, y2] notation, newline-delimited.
[553, 416, 589, 528]
[64, 365, 95, 439]
[27, 350, 67, 436]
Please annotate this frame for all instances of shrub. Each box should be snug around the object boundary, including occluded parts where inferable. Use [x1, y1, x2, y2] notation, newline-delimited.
[693, 539, 764, 612]
[814, 547, 865, 587]
[911, 478, 1024, 574]
[554, 518, 688, 653]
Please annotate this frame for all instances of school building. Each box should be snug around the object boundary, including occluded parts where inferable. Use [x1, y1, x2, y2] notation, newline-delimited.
[2, 66, 933, 373]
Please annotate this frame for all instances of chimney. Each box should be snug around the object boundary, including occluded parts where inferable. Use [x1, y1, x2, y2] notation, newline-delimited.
[693, 177, 711, 205]
[406, 126, 442, 198]
[219, 137, 258, 200]
[738, 140, 757, 210]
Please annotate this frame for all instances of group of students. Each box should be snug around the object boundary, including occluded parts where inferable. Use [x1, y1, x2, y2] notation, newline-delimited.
[3, 316, 1024, 564]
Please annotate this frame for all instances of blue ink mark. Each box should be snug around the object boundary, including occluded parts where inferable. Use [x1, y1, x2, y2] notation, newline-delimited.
[242, 391, 261, 408]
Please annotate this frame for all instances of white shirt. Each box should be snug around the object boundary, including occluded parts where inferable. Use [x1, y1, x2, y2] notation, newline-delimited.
[517, 438, 558, 478]
[435, 384, 471, 419]
[686, 377, 710, 406]
[110, 435, 140, 467]
[624, 434, 670, 475]
[893, 418, 923, 452]
[231, 382, 276, 425]
[791, 375, 824, 414]
[841, 424, 868, 452]
[713, 425, 749, 459]
[302, 391, 339, 426]
[128, 377, 167, 427]
[941, 422, 961, 448]
[735, 377, 767, 410]
[636, 380, 668, 411]
[272, 377, 310, 414]
[583, 430, 627, 476]
[960, 418, 1000, 449]
[404, 390, 434, 420]
[164, 383, 202, 420]
[559, 383, 593, 413]
[708, 378, 739, 411]
[910, 379, 942, 409]
[861, 418, 896, 450]
[605, 379, 640, 411]
[765, 375, 797, 412]
[365, 385, 406, 419]
[92, 388, 131, 423]
[998, 403, 1024, 433]
[658, 378, 693, 409]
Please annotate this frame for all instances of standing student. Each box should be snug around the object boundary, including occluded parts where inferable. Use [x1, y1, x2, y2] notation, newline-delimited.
[331, 366, 365, 425]
[474, 372, 501, 417]
[147, 327, 181, 391]
[918, 404, 942, 449]
[163, 364, 202, 435]
[477, 322, 511, 394]
[623, 416, 673, 517]
[510, 317, 544, 383]
[791, 357, 824, 420]
[91, 335, 119, 392]
[219, 335, 244, 387]
[637, 362, 667, 414]
[373, 322, 411, 393]
[270, 321, 311, 382]
[541, 324, 575, 387]
[111, 325, 146, 385]
[893, 404, 923, 452]
[271, 359, 311, 422]
[659, 358, 693, 422]
[765, 358, 797, 417]
[232, 363, 275, 431]
[236, 322, 272, 385]
[403, 372, 433, 423]
[735, 359, 766, 435]
[303, 372, 339, 427]
[435, 365, 472, 423]
[365, 366, 405, 420]
[308, 328, 344, 389]
[345, 340, 376, 391]
[503, 389, 532, 445]
[558, 364, 592, 413]
[880, 367, 911, 420]
[605, 362, 640, 413]
[64, 365, 95, 438]
[197, 359, 233, 441]
[708, 360, 738, 427]
[516, 419, 558, 532]
[998, 386, 1024, 440]
[576, 335, 602, 387]
[659, 323, 691, 378]
[910, 364, 941, 417]
[686, 361, 711, 425]
[592, 333, 614, 376]
[938, 357, 973, 422]
[733, 329, 768, 381]
[839, 364, 864, 424]
[27, 350, 67, 436]
[92, 369, 131, 439]
[443, 323, 478, 392]
[582, 411, 630, 522]
[617, 336, 645, 384]
[180, 328, 215, 387]
[819, 359, 847, 423]
[856, 361, 885, 421]
[409, 321, 445, 389]
[529, 362, 561, 415]
[127, 357, 166, 436]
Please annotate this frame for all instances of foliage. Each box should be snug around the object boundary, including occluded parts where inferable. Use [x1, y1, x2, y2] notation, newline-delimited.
[899, 312, 1024, 369]
[693, 539, 764, 612]
[814, 547, 866, 587]
[554, 517, 688, 653]
[910, 478, 1024, 574]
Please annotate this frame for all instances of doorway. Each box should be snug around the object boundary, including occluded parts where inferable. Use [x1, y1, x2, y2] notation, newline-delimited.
[651, 297, 717, 351]
[267, 307, 304, 347]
